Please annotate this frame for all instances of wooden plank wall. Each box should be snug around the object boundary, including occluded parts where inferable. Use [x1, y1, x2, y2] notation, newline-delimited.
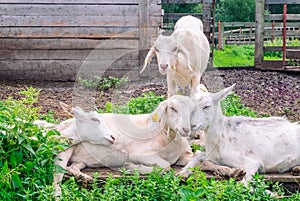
[0, 0, 162, 81]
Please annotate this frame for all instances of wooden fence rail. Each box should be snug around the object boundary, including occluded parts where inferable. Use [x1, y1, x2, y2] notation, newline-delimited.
[215, 22, 300, 48]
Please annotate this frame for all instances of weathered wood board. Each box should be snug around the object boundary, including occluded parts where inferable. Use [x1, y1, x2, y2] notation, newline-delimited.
[0, 0, 162, 81]
[64, 166, 300, 193]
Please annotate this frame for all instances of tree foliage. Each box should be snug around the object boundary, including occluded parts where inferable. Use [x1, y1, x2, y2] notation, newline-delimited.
[269, 4, 300, 14]
[163, 0, 300, 23]
[215, 0, 256, 22]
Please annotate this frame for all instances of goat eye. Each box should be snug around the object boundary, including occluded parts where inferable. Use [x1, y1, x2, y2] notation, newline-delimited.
[91, 118, 100, 123]
[171, 47, 178, 52]
[203, 106, 210, 110]
[169, 107, 178, 113]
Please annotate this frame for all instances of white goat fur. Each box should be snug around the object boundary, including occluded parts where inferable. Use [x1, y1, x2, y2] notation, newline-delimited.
[54, 95, 194, 196]
[174, 15, 203, 32]
[180, 84, 300, 184]
[141, 16, 210, 97]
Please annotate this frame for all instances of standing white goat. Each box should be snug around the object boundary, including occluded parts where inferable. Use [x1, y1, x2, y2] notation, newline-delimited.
[179, 84, 300, 184]
[141, 16, 210, 97]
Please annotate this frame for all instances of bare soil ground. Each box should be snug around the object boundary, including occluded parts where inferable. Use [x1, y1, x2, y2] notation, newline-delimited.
[0, 68, 299, 122]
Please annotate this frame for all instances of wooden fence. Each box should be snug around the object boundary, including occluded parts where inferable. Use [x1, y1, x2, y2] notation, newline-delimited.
[255, 0, 300, 71]
[216, 22, 300, 48]
[0, 0, 162, 81]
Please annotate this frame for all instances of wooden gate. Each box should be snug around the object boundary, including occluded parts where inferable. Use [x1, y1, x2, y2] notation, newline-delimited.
[254, 0, 300, 71]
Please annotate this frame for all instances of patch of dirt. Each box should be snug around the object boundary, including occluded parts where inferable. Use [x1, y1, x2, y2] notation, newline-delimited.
[0, 68, 299, 122]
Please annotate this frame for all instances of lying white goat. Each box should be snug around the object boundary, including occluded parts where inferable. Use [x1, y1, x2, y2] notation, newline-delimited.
[52, 106, 115, 196]
[179, 84, 300, 184]
[54, 95, 194, 196]
[141, 16, 210, 97]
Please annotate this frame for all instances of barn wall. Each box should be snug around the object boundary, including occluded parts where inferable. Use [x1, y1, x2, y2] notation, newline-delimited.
[0, 0, 162, 81]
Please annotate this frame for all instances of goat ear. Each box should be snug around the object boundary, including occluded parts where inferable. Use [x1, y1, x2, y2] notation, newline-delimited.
[71, 106, 85, 119]
[140, 47, 156, 73]
[212, 84, 236, 102]
[195, 84, 208, 93]
[178, 44, 193, 72]
[150, 99, 168, 122]
[59, 102, 73, 116]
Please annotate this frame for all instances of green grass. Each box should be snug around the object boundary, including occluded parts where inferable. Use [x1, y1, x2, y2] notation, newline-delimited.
[221, 94, 258, 117]
[214, 45, 255, 67]
[50, 168, 300, 201]
[214, 38, 300, 67]
[101, 92, 166, 114]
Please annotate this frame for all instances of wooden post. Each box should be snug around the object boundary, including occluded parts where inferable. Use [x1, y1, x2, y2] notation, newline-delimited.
[202, 0, 212, 68]
[271, 20, 275, 42]
[254, 0, 265, 69]
[218, 21, 224, 50]
[282, 3, 287, 67]
[202, 0, 212, 40]
[218, 20, 221, 50]
[139, 0, 150, 77]
[249, 25, 253, 43]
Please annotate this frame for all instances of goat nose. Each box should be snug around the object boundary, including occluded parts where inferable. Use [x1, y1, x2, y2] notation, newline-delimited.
[183, 127, 190, 134]
[110, 135, 115, 144]
[160, 64, 169, 69]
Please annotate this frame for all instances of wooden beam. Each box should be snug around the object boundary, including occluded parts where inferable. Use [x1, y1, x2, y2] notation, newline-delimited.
[266, 0, 300, 5]
[265, 14, 300, 21]
[264, 46, 300, 52]
[0, 39, 139, 50]
[163, 13, 202, 21]
[0, 0, 161, 5]
[254, 0, 265, 68]
[265, 30, 300, 37]
[161, 0, 203, 3]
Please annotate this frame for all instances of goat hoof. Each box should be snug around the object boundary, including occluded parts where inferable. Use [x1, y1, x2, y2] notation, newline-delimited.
[124, 162, 141, 173]
[176, 169, 192, 179]
[291, 166, 300, 176]
[80, 173, 93, 181]
[231, 168, 246, 181]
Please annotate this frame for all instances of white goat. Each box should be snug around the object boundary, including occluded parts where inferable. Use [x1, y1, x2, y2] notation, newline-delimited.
[174, 15, 203, 32]
[52, 106, 115, 196]
[54, 95, 194, 196]
[140, 16, 210, 97]
[179, 84, 300, 185]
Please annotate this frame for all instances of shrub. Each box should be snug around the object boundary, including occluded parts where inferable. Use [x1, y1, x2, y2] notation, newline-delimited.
[221, 94, 258, 117]
[0, 87, 65, 200]
[79, 76, 128, 91]
[179, 167, 289, 201]
[59, 169, 181, 201]
[102, 92, 166, 114]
